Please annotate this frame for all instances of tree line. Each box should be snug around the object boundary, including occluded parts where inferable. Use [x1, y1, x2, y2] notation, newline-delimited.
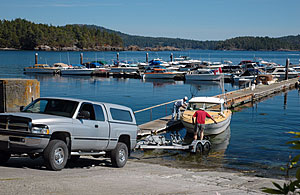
[0, 18, 123, 50]
[0, 18, 300, 51]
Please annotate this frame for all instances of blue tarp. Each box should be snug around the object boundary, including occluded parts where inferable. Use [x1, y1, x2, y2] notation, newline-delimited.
[149, 60, 162, 65]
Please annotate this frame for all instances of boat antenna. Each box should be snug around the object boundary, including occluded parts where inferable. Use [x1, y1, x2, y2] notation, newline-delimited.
[221, 73, 227, 108]
[67, 52, 70, 65]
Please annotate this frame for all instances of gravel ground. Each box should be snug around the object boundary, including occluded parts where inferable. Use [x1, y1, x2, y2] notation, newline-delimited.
[0, 156, 284, 195]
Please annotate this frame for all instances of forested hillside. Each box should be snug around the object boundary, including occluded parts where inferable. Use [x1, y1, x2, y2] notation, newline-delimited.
[215, 36, 300, 51]
[85, 24, 219, 49]
[0, 18, 299, 51]
[0, 19, 123, 50]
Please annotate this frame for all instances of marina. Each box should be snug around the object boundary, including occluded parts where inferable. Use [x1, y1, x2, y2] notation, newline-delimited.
[21, 52, 300, 86]
[1, 50, 300, 178]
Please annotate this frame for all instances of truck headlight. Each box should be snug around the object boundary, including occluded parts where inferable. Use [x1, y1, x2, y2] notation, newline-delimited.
[32, 124, 49, 134]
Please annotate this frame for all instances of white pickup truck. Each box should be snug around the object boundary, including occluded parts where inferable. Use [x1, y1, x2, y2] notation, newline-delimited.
[0, 97, 138, 171]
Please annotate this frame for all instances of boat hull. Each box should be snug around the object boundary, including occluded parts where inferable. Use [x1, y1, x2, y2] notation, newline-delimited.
[182, 113, 231, 135]
[110, 68, 138, 73]
[24, 68, 57, 74]
[60, 69, 94, 75]
[185, 74, 222, 81]
[142, 73, 177, 79]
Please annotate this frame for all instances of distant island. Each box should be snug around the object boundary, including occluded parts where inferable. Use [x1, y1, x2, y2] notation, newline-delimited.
[0, 18, 300, 51]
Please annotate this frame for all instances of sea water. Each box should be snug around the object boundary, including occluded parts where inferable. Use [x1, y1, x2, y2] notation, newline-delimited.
[0, 50, 300, 177]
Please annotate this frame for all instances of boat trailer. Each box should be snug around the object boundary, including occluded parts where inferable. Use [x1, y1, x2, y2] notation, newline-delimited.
[135, 133, 211, 154]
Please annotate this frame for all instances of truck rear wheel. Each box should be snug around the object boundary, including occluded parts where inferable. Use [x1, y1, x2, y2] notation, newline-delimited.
[111, 142, 128, 168]
[0, 151, 10, 164]
[44, 140, 69, 171]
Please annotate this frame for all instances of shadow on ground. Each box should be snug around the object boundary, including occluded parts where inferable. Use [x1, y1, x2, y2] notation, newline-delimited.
[0, 156, 113, 171]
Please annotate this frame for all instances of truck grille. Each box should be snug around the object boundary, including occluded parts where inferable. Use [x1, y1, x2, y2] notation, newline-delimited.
[0, 115, 32, 132]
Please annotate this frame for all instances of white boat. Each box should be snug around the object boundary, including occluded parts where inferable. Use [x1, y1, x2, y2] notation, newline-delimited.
[24, 64, 59, 74]
[185, 69, 223, 81]
[269, 67, 299, 79]
[181, 97, 232, 135]
[60, 64, 95, 75]
[141, 68, 178, 79]
[110, 64, 139, 74]
[232, 69, 261, 84]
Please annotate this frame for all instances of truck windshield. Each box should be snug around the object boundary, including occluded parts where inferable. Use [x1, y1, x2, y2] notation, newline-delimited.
[22, 99, 78, 118]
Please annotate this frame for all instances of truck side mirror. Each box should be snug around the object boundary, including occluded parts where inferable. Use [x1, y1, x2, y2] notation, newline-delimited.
[77, 111, 90, 120]
[20, 106, 24, 112]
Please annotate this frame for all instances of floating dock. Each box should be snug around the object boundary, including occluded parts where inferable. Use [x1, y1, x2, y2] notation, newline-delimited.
[137, 78, 299, 137]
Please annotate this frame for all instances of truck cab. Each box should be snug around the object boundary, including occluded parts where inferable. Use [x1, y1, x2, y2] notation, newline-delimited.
[0, 97, 138, 170]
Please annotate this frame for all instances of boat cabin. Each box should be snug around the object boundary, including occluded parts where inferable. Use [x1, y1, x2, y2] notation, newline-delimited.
[187, 97, 225, 113]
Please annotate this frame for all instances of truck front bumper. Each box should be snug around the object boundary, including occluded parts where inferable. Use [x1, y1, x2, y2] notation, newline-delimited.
[0, 130, 50, 154]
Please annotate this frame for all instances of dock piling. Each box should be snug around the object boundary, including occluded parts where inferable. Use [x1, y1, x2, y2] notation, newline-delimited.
[170, 53, 173, 62]
[146, 53, 149, 63]
[285, 58, 289, 80]
[80, 53, 83, 65]
[35, 53, 38, 64]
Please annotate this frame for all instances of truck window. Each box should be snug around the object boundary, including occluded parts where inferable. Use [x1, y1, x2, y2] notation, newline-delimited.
[79, 103, 96, 120]
[110, 108, 132, 122]
[94, 104, 105, 121]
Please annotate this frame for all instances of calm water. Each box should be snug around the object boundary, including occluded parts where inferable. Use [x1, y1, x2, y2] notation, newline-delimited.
[1, 50, 300, 177]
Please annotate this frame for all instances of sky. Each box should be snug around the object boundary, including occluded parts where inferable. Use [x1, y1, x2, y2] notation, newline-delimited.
[0, 0, 299, 41]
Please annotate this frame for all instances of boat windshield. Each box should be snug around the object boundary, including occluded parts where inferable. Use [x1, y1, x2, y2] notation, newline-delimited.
[187, 102, 221, 112]
[22, 98, 79, 118]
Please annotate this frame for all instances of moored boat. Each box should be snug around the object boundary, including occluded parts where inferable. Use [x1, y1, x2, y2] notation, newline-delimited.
[24, 64, 59, 74]
[141, 68, 178, 79]
[60, 64, 94, 75]
[269, 67, 299, 79]
[181, 97, 232, 135]
[185, 69, 223, 81]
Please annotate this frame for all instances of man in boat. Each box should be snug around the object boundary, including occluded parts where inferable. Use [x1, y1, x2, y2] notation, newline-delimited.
[171, 96, 188, 121]
[192, 108, 217, 140]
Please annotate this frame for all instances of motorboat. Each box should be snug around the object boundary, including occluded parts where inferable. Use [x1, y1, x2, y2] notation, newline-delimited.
[256, 74, 277, 85]
[269, 67, 299, 79]
[24, 64, 59, 74]
[141, 68, 178, 79]
[181, 97, 232, 135]
[60, 64, 95, 75]
[185, 69, 223, 81]
[110, 63, 139, 74]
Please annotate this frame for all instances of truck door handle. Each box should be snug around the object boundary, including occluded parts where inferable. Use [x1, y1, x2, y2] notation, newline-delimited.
[95, 125, 99, 128]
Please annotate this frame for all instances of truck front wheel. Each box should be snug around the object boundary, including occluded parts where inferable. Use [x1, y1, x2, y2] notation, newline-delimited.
[111, 142, 128, 168]
[44, 140, 69, 171]
[0, 151, 10, 164]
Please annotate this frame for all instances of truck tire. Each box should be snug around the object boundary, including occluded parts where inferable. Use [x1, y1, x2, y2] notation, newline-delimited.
[111, 142, 128, 168]
[44, 140, 69, 171]
[0, 151, 10, 164]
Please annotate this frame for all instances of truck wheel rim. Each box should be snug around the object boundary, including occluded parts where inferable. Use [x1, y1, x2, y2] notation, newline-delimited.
[54, 147, 64, 165]
[119, 149, 126, 163]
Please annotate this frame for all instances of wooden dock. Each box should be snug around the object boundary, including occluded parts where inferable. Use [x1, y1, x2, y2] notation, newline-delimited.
[136, 78, 299, 137]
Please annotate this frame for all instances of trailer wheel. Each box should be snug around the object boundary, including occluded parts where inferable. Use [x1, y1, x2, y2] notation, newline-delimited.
[196, 143, 203, 153]
[111, 142, 128, 168]
[202, 142, 211, 154]
[44, 140, 69, 171]
[0, 151, 10, 164]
